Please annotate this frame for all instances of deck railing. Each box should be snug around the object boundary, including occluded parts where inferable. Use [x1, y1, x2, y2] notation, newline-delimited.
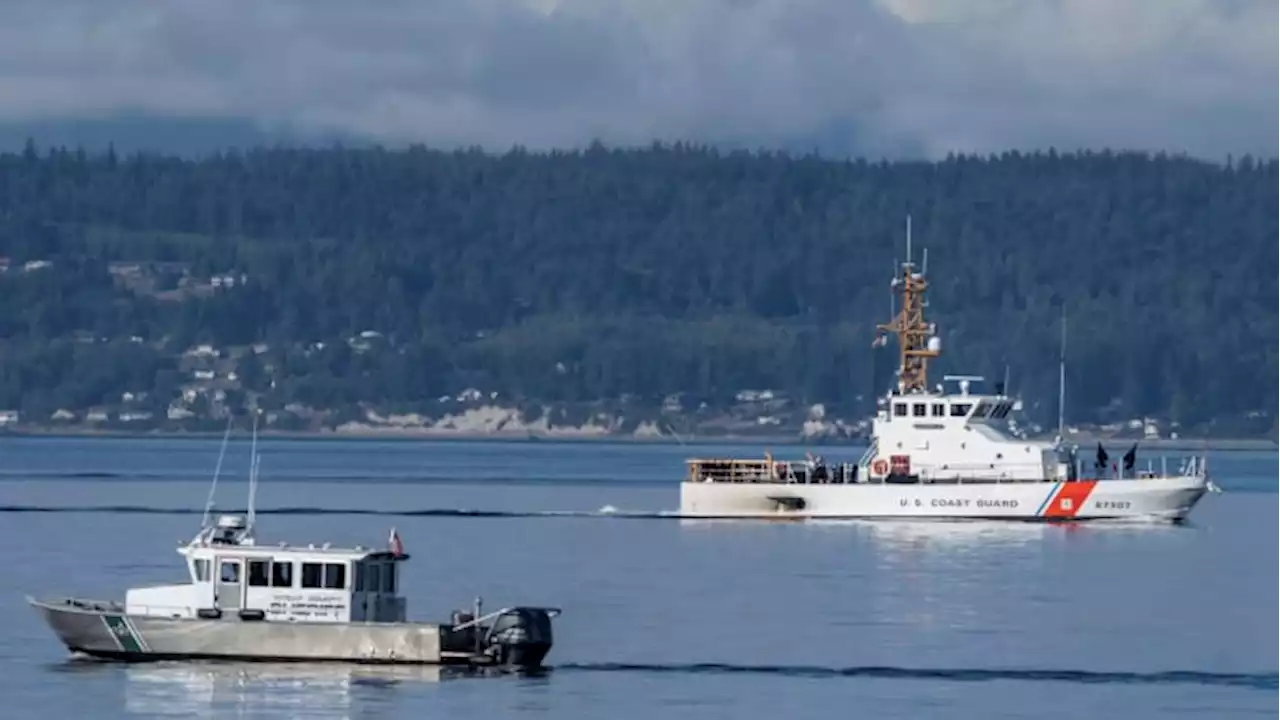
[685, 458, 859, 485]
[685, 451, 1209, 485]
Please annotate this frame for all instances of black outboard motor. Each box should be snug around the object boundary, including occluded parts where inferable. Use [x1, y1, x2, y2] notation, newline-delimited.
[481, 607, 558, 669]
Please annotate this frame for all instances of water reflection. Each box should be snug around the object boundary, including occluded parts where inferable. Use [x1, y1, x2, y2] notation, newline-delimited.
[813, 516, 1180, 548]
[675, 516, 1052, 545]
[119, 661, 447, 719]
[848, 518, 1052, 549]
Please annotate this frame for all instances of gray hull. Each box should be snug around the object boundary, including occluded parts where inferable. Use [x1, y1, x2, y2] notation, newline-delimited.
[29, 597, 551, 669]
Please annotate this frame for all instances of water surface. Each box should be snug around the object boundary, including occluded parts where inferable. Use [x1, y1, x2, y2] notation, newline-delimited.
[0, 436, 1275, 719]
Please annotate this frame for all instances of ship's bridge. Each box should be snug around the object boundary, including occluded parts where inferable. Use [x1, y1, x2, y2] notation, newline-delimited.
[866, 375, 1063, 483]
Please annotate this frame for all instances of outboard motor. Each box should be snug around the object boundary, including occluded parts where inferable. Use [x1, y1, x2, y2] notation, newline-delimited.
[481, 607, 558, 669]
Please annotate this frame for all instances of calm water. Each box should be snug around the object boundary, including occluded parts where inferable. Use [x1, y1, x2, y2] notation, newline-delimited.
[0, 436, 1275, 719]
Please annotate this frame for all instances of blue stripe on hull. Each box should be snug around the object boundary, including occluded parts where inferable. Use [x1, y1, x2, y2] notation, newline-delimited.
[1033, 482, 1062, 517]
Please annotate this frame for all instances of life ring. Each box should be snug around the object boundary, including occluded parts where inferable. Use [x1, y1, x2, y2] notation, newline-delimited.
[871, 458, 889, 476]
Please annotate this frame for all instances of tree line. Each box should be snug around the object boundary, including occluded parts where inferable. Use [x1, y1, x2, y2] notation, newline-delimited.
[0, 141, 1274, 435]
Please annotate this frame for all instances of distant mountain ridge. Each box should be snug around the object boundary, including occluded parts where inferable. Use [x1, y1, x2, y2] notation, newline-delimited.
[0, 115, 369, 157]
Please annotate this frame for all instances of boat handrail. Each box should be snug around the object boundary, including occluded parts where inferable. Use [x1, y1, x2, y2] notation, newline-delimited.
[124, 603, 196, 617]
[687, 466, 1197, 485]
[685, 450, 1206, 483]
[686, 458, 858, 484]
[867, 475, 1051, 484]
[856, 439, 878, 467]
[38, 597, 126, 613]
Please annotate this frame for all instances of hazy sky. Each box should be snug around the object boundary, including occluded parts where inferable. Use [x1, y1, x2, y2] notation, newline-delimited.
[1, 0, 1274, 159]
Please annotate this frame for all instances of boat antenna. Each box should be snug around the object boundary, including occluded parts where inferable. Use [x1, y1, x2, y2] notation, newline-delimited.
[905, 214, 912, 266]
[663, 420, 688, 447]
[201, 414, 234, 529]
[247, 408, 261, 537]
[1056, 308, 1067, 443]
[889, 255, 897, 317]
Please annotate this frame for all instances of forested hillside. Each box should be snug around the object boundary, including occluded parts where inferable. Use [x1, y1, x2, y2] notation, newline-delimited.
[0, 141, 1274, 437]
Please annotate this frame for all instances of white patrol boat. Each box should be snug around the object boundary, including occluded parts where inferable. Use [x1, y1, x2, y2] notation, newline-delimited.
[679, 220, 1218, 522]
[28, 416, 562, 670]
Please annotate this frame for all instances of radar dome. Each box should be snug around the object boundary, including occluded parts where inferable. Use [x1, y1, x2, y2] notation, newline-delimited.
[927, 336, 941, 352]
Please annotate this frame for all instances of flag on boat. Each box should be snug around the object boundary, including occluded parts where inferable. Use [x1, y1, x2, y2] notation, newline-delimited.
[389, 527, 404, 557]
[872, 334, 888, 348]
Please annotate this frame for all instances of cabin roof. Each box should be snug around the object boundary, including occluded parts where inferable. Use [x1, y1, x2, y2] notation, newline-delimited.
[886, 390, 1005, 402]
[181, 543, 409, 562]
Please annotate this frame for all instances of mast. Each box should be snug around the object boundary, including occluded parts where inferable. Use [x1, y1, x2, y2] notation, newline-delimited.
[875, 214, 939, 394]
[1056, 309, 1067, 441]
[201, 415, 235, 529]
[246, 409, 261, 538]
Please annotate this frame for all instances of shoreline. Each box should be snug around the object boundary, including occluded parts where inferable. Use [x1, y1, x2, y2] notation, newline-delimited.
[1, 425, 1275, 452]
[0, 425, 819, 447]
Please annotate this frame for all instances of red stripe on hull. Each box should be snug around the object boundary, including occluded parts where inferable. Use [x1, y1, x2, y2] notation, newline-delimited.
[1041, 480, 1098, 518]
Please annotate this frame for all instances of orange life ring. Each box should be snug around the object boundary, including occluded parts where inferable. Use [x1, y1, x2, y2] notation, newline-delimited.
[871, 458, 889, 476]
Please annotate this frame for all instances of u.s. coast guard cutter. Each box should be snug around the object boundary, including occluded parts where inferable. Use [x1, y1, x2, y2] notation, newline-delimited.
[28, 416, 562, 669]
[680, 222, 1217, 522]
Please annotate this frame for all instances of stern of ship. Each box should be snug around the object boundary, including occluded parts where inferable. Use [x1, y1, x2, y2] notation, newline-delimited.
[440, 606, 561, 671]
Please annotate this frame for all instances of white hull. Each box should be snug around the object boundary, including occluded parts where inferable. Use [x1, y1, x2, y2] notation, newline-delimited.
[678, 476, 1209, 522]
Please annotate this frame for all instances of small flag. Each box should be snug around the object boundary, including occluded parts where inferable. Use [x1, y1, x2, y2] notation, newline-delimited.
[872, 335, 888, 348]
[389, 527, 404, 557]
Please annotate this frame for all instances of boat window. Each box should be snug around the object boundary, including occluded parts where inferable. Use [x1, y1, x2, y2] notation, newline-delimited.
[893, 403, 907, 417]
[323, 563, 346, 590]
[912, 403, 927, 417]
[383, 563, 397, 594]
[248, 560, 270, 587]
[367, 563, 382, 594]
[972, 402, 991, 418]
[193, 558, 210, 582]
[931, 404, 945, 417]
[271, 561, 293, 588]
[219, 561, 240, 584]
[301, 562, 324, 589]
[354, 563, 365, 592]
[950, 403, 972, 417]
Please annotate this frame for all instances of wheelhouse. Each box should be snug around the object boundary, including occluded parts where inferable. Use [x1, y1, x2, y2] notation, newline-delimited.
[125, 515, 411, 624]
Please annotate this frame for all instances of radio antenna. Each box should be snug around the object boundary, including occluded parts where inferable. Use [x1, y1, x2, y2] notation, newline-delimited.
[1056, 308, 1067, 442]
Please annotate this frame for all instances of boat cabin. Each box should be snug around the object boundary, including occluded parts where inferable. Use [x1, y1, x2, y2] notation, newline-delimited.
[124, 515, 411, 624]
[861, 374, 1067, 483]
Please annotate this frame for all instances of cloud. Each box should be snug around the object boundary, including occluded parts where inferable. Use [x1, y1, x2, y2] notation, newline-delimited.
[0, 0, 1272, 159]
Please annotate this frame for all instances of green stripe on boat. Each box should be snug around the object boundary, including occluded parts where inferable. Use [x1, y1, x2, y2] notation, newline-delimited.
[102, 614, 145, 653]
